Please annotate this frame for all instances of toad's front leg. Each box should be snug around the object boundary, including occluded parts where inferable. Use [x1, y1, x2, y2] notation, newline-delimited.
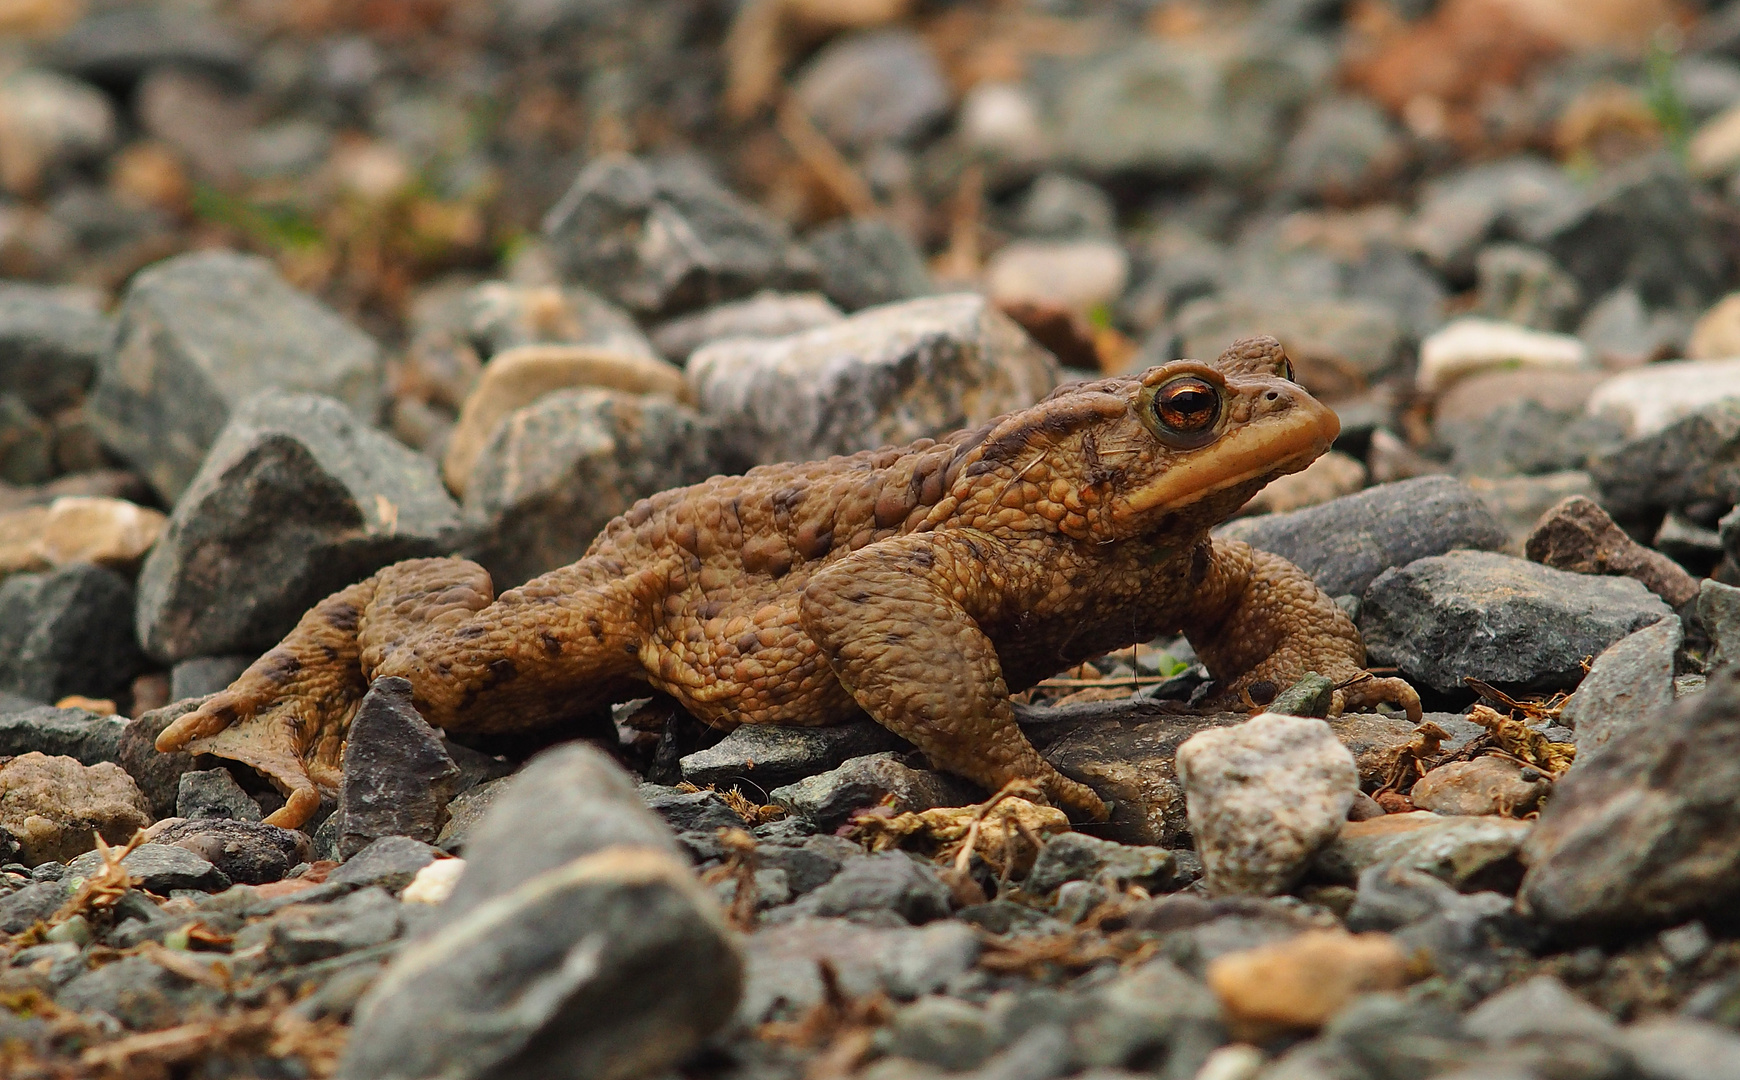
[1185, 538, 1421, 720]
[798, 530, 1109, 822]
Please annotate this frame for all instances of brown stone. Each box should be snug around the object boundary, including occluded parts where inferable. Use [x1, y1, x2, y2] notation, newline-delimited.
[1410, 756, 1551, 817]
[0, 752, 151, 865]
[1525, 495, 1700, 607]
[1206, 929, 1412, 1030]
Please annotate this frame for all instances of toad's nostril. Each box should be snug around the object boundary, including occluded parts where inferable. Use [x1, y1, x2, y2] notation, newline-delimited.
[1264, 390, 1280, 402]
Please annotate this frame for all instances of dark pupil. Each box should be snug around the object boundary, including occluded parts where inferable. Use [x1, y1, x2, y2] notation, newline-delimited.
[1162, 388, 1213, 427]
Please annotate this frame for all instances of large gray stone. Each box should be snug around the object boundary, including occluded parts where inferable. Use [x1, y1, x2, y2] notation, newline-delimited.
[134, 391, 460, 663]
[679, 718, 909, 792]
[770, 752, 982, 832]
[88, 251, 384, 502]
[737, 917, 980, 1025]
[146, 817, 309, 885]
[1361, 550, 1673, 696]
[0, 283, 109, 415]
[805, 219, 934, 313]
[66, 841, 228, 893]
[340, 846, 741, 1080]
[0, 706, 126, 765]
[1521, 666, 1740, 930]
[542, 153, 816, 320]
[1177, 295, 1404, 385]
[1560, 617, 1681, 760]
[461, 388, 717, 587]
[1216, 476, 1507, 599]
[0, 563, 143, 702]
[1314, 812, 1532, 891]
[688, 293, 1059, 469]
[1589, 401, 1740, 520]
[337, 678, 461, 860]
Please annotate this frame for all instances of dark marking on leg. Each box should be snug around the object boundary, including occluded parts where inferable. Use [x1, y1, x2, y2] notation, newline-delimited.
[540, 632, 562, 656]
[587, 615, 605, 641]
[326, 603, 359, 633]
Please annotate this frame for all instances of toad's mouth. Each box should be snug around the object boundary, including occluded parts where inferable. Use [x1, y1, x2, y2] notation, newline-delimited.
[1112, 397, 1339, 522]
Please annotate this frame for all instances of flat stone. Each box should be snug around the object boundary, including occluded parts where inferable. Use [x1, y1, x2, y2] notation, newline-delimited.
[175, 768, 261, 822]
[1416, 318, 1590, 395]
[1313, 812, 1532, 891]
[33, 496, 164, 572]
[0, 706, 126, 765]
[650, 291, 842, 363]
[87, 250, 384, 503]
[641, 787, 748, 834]
[327, 835, 442, 893]
[1521, 666, 1740, 929]
[337, 678, 461, 859]
[56, 953, 223, 1032]
[1587, 357, 1740, 440]
[339, 847, 741, 1080]
[0, 753, 150, 866]
[1206, 930, 1410, 1030]
[679, 719, 909, 792]
[144, 817, 311, 885]
[266, 885, 404, 967]
[460, 387, 716, 587]
[1464, 975, 1617, 1044]
[542, 152, 816, 320]
[1409, 757, 1551, 817]
[805, 221, 933, 313]
[1561, 617, 1681, 758]
[134, 390, 460, 664]
[1216, 476, 1507, 599]
[0, 563, 143, 703]
[1622, 1018, 1740, 1080]
[1360, 550, 1673, 696]
[770, 752, 982, 833]
[66, 841, 228, 893]
[778, 851, 951, 925]
[688, 292, 1058, 469]
[1176, 714, 1358, 896]
[1024, 832, 1176, 897]
[1525, 496, 1700, 607]
[1438, 400, 1624, 481]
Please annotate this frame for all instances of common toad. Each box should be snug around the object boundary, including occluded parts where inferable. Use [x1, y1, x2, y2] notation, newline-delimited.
[158, 335, 1419, 827]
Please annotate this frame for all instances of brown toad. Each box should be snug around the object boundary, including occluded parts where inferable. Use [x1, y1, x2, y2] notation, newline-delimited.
[158, 335, 1419, 828]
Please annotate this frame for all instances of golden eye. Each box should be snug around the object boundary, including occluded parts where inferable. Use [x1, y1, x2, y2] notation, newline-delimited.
[1151, 376, 1222, 448]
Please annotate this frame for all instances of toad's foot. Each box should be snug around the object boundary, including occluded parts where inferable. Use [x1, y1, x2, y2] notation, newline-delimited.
[1188, 540, 1422, 724]
[157, 558, 499, 829]
[800, 529, 1111, 824]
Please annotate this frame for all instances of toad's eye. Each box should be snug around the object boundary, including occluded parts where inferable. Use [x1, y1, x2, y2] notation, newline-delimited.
[1153, 376, 1221, 442]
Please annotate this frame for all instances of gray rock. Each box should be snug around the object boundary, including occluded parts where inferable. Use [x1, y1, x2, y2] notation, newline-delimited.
[770, 752, 982, 833]
[175, 768, 262, 822]
[792, 29, 949, 149]
[876, 995, 1002, 1071]
[1577, 285, 1689, 369]
[1702, 579, 1740, 672]
[433, 743, 680, 929]
[1407, 156, 1583, 276]
[1623, 1018, 1740, 1080]
[1521, 666, 1740, 929]
[680, 718, 909, 792]
[147, 817, 311, 885]
[1276, 94, 1405, 203]
[1175, 714, 1357, 896]
[1474, 244, 1583, 331]
[1591, 401, 1740, 521]
[1015, 172, 1117, 240]
[0, 880, 67, 933]
[460, 388, 717, 587]
[1024, 832, 1175, 897]
[650, 291, 842, 365]
[67, 842, 228, 893]
[117, 698, 203, 819]
[641, 787, 748, 834]
[1057, 39, 1312, 178]
[168, 655, 252, 702]
[782, 851, 952, 925]
[339, 847, 741, 1080]
[688, 292, 1058, 469]
[0, 563, 143, 702]
[88, 251, 384, 503]
[56, 953, 222, 1031]
[757, 838, 847, 896]
[0, 394, 51, 485]
[134, 391, 460, 663]
[0, 283, 110, 414]
[1072, 958, 1225, 1075]
[327, 836, 442, 893]
[1464, 976, 1618, 1043]
[805, 219, 934, 313]
[1216, 476, 1507, 599]
[415, 279, 654, 372]
[0, 706, 126, 765]
[1524, 495, 1700, 607]
[433, 775, 512, 854]
[337, 678, 461, 859]
[1561, 617, 1681, 758]
[1360, 550, 1673, 696]
[1345, 862, 1464, 933]
[1314, 811, 1532, 891]
[1466, 471, 1599, 553]
[51, 8, 250, 87]
[1177, 294, 1404, 384]
[1441, 401, 1624, 480]
[737, 916, 980, 1024]
[542, 153, 816, 320]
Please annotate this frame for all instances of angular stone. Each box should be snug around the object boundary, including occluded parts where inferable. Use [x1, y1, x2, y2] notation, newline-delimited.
[0, 282, 109, 414]
[1465, 471, 1599, 552]
[542, 153, 816, 320]
[0, 706, 126, 765]
[168, 655, 251, 702]
[1360, 550, 1673, 696]
[781, 851, 951, 925]
[144, 817, 310, 885]
[1409, 757, 1551, 817]
[1464, 975, 1617, 1044]
[339, 847, 741, 1080]
[460, 387, 717, 587]
[1025, 832, 1175, 897]
[88, 251, 384, 503]
[641, 787, 748, 834]
[0, 753, 150, 866]
[1622, 1018, 1740, 1080]
[1561, 617, 1681, 758]
[0, 562, 143, 702]
[66, 842, 227, 893]
[1314, 812, 1532, 891]
[266, 885, 404, 967]
[337, 678, 461, 860]
[1588, 401, 1740, 520]
[56, 953, 222, 1032]
[1216, 477, 1507, 599]
[33, 496, 165, 573]
[1176, 714, 1358, 896]
[805, 220, 933, 313]
[0, 881, 67, 933]
[134, 391, 460, 663]
[679, 718, 909, 792]
[433, 775, 512, 854]
[117, 699, 204, 819]
[688, 292, 1058, 469]
[770, 752, 982, 833]
[1525, 496, 1700, 607]
[433, 743, 680, 929]
[1521, 666, 1740, 929]
[175, 768, 261, 822]
[1407, 156, 1581, 277]
[327, 835, 442, 893]
[650, 291, 842, 364]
